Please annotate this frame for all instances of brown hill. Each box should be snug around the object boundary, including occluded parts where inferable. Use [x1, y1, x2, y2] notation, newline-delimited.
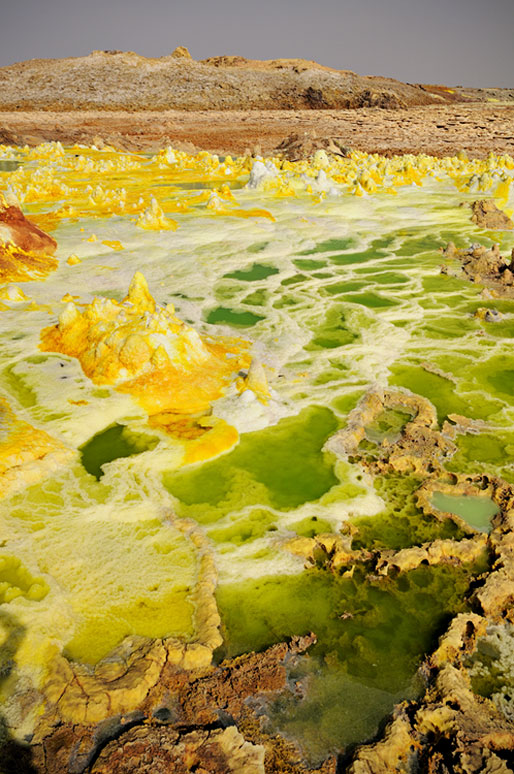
[0, 49, 475, 111]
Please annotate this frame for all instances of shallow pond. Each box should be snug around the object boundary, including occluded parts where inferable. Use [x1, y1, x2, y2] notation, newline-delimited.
[431, 491, 500, 532]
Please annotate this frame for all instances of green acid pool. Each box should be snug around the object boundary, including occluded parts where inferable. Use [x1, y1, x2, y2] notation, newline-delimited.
[431, 491, 499, 532]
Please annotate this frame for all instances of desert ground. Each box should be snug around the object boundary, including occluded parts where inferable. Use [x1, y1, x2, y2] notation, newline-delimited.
[0, 104, 513, 159]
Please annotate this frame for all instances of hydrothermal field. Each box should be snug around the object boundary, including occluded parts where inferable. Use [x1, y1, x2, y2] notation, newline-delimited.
[1, 141, 514, 765]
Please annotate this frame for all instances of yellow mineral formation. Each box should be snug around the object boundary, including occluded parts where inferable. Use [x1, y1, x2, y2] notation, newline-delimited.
[0, 284, 29, 302]
[0, 398, 75, 499]
[0, 192, 58, 283]
[40, 272, 251, 416]
[148, 413, 240, 465]
[136, 197, 178, 231]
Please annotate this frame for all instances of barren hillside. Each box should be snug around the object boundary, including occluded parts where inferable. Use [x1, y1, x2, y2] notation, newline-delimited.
[0, 48, 494, 112]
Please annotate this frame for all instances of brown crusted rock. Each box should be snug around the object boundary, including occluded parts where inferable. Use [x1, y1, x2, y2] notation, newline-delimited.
[387, 423, 456, 475]
[500, 267, 514, 285]
[31, 635, 319, 773]
[376, 535, 487, 575]
[349, 606, 514, 774]
[346, 472, 514, 773]
[475, 568, 514, 619]
[285, 532, 370, 570]
[471, 199, 514, 230]
[0, 193, 58, 283]
[0, 193, 58, 282]
[326, 387, 454, 476]
[90, 725, 265, 774]
[0, 194, 57, 256]
[431, 613, 487, 668]
[442, 241, 514, 296]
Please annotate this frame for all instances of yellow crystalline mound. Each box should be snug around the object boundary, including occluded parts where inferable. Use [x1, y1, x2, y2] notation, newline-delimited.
[0, 398, 75, 499]
[40, 272, 251, 415]
[0, 284, 29, 302]
[136, 197, 178, 231]
[0, 555, 49, 604]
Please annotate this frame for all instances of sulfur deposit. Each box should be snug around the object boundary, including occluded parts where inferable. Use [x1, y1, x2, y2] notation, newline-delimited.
[0, 397, 75, 498]
[1, 140, 514, 773]
[40, 271, 251, 416]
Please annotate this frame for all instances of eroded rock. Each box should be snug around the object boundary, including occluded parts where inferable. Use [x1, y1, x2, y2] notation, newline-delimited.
[170, 46, 192, 60]
[89, 725, 265, 774]
[325, 387, 455, 476]
[350, 612, 514, 773]
[274, 132, 351, 161]
[375, 535, 488, 575]
[349, 495, 514, 774]
[470, 199, 514, 230]
[442, 241, 514, 297]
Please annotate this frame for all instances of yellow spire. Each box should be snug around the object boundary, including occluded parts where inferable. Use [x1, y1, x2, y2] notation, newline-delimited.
[124, 272, 155, 313]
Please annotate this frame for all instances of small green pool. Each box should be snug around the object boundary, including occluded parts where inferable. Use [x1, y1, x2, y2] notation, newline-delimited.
[431, 491, 499, 532]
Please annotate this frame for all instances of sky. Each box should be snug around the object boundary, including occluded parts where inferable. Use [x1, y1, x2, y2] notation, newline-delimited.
[1, 0, 513, 87]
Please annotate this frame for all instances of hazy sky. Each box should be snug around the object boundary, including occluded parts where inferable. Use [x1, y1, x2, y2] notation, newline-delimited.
[1, 0, 513, 87]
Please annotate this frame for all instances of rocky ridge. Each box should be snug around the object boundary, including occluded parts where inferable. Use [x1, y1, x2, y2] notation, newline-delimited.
[0, 49, 494, 112]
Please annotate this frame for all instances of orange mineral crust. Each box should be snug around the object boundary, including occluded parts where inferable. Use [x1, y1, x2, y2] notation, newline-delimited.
[0, 193, 58, 282]
[40, 272, 251, 416]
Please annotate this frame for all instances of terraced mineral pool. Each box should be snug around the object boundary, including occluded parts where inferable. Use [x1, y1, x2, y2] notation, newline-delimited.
[1, 142, 514, 758]
[431, 491, 500, 532]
